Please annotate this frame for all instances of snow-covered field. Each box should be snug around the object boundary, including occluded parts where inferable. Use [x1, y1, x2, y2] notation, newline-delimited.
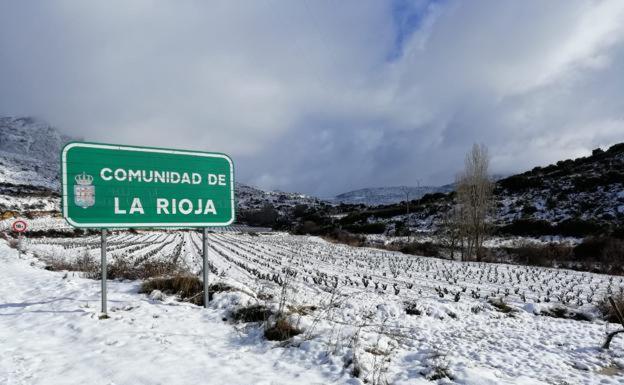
[3, 230, 624, 384]
[0, 241, 348, 385]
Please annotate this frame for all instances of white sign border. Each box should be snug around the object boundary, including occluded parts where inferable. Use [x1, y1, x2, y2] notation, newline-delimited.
[62, 142, 236, 228]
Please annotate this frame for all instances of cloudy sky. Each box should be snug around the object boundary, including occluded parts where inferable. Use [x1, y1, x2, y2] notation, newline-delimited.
[1, 0, 624, 196]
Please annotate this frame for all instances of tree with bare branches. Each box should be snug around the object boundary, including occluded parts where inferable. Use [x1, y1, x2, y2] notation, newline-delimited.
[439, 203, 463, 260]
[454, 143, 494, 261]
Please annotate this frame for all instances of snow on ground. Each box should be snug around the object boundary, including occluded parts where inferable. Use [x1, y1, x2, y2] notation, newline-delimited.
[3, 231, 624, 384]
[0, 241, 351, 385]
[0, 193, 59, 213]
[0, 216, 71, 233]
[365, 234, 582, 248]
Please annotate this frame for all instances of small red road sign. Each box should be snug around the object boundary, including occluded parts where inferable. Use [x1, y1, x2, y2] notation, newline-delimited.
[11, 220, 27, 233]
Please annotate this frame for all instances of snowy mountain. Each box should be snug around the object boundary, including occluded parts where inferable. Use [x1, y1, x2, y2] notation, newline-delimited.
[236, 183, 322, 211]
[493, 145, 624, 232]
[0, 116, 73, 189]
[334, 185, 454, 206]
[0, 116, 322, 216]
[328, 145, 624, 238]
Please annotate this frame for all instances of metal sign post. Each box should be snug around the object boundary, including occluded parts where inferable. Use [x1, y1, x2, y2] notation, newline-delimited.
[203, 228, 209, 308]
[18, 233, 22, 259]
[101, 229, 108, 316]
[11, 220, 28, 258]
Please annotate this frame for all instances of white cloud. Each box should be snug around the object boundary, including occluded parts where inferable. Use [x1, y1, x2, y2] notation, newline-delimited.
[1, 0, 623, 195]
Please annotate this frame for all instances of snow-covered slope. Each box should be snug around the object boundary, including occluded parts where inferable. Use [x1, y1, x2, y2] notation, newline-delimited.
[0, 116, 323, 216]
[237, 183, 322, 211]
[0, 116, 73, 189]
[0, 240, 347, 385]
[334, 185, 454, 206]
[494, 145, 624, 228]
[8, 231, 624, 384]
[341, 146, 624, 236]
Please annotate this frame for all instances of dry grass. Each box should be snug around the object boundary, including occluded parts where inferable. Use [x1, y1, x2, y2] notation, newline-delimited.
[597, 294, 624, 324]
[264, 318, 302, 341]
[232, 304, 273, 323]
[287, 305, 317, 316]
[43, 254, 182, 281]
[404, 301, 422, 316]
[140, 276, 241, 306]
[426, 364, 453, 381]
[365, 347, 391, 356]
[108, 259, 182, 280]
[539, 306, 592, 321]
[43, 253, 99, 277]
[140, 275, 204, 304]
[488, 297, 516, 314]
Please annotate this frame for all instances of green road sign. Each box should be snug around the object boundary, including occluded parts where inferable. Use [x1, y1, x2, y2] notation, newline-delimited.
[61, 142, 235, 228]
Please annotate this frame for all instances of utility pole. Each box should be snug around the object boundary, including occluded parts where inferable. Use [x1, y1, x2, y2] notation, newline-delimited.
[401, 187, 410, 215]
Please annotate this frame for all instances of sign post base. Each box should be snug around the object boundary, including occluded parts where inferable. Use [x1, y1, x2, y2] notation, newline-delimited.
[203, 228, 209, 308]
[101, 229, 107, 316]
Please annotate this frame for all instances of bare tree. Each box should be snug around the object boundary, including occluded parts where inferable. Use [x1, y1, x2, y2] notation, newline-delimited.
[439, 204, 463, 260]
[455, 143, 494, 261]
[400, 186, 410, 216]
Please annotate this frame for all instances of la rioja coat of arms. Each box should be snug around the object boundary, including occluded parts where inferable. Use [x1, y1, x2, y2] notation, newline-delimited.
[74, 172, 95, 208]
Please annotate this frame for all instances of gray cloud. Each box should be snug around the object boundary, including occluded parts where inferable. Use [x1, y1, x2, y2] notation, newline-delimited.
[1, 0, 623, 196]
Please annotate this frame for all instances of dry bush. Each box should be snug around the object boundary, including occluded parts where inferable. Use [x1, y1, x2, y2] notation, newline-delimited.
[488, 297, 516, 314]
[539, 306, 592, 321]
[108, 259, 182, 280]
[140, 277, 239, 306]
[420, 353, 453, 381]
[426, 364, 453, 381]
[44, 259, 79, 272]
[404, 301, 422, 316]
[381, 241, 441, 257]
[507, 242, 573, 267]
[287, 305, 317, 316]
[209, 282, 238, 294]
[577, 237, 624, 270]
[494, 238, 623, 274]
[470, 304, 485, 314]
[44, 254, 183, 281]
[399, 241, 440, 257]
[322, 230, 365, 247]
[597, 294, 624, 324]
[232, 304, 273, 323]
[43, 252, 99, 278]
[264, 317, 301, 341]
[140, 275, 204, 304]
[257, 292, 274, 301]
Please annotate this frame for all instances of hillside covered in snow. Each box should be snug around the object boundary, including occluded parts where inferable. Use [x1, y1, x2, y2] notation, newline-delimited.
[325, 144, 624, 239]
[0, 116, 73, 189]
[0, 116, 323, 217]
[494, 146, 624, 232]
[333, 185, 454, 206]
[2, 116, 624, 239]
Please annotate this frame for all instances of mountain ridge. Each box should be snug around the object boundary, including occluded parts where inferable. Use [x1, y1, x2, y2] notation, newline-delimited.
[333, 185, 454, 206]
[0, 116, 322, 215]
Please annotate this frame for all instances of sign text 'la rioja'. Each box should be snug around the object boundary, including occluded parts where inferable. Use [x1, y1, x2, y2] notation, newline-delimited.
[62, 142, 235, 228]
